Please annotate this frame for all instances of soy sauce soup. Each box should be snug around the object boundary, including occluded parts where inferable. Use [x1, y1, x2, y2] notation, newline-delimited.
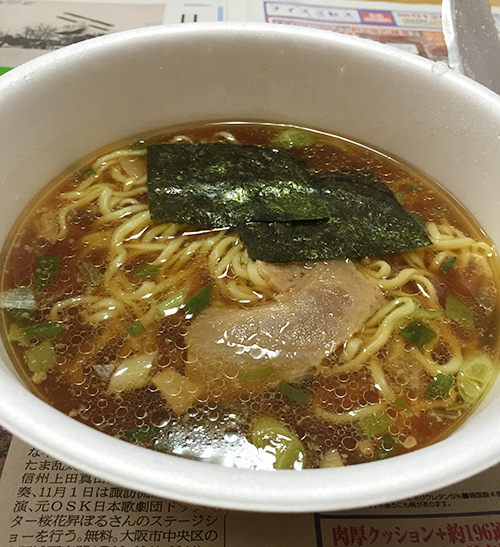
[1, 122, 499, 470]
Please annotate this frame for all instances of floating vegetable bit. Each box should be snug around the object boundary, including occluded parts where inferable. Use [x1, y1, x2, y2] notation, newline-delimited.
[375, 433, 400, 460]
[184, 284, 212, 319]
[25, 340, 57, 374]
[108, 353, 155, 394]
[24, 321, 63, 340]
[147, 143, 431, 262]
[157, 289, 187, 317]
[357, 412, 395, 438]
[424, 373, 454, 400]
[440, 256, 457, 274]
[271, 127, 316, 149]
[457, 354, 493, 403]
[124, 424, 164, 442]
[445, 294, 474, 329]
[277, 381, 310, 406]
[79, 261, 102, 287]
[1, 286, 36, 323]
[125, 319, 146, 338]
[35, 255, 60, 290]
[398, 320, 437, 350]
[250, 417, 306, 470]
[133, 264, 161, 278]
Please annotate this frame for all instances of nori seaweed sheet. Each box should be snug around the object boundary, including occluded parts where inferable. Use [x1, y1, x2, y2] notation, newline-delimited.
[239, 172, 432, 261]
[147, 143, 329, 227]
[147, 143, 432, 262]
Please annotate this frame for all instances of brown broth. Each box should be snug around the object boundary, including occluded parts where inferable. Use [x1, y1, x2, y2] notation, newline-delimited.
[1, 122, 499, 470]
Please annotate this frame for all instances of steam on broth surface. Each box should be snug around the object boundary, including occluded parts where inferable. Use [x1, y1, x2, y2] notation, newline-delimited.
[1, 122, 499, 470]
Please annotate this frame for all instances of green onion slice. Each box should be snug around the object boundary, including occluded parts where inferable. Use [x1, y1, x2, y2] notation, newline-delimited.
[125, 320, 146, 338]
[79, 261, 102, 287]
[130, 140, 150, 150]
[185, 284, 212, 319]
[277, 381, 310, 406]
[357, 412, 395, 438]
[394, 398, 412, 412]
[25, 340, 57, 373]
[411, 307, 443, 320]
[250, 417, 306, 470]
[445, 294, 474, 329]
[134, 264, 161, 278]
[374, 433, 400, 460]
[440, 256, 456, 274]
[241, 366, 275, 381]
[424, 373, 454, 400]
[272, 128, 315, 149]
[157, 290, 187, 317]
[8, 324, 29, 346]
[457, 354, 493, 403]
[35, 255, 60, 291]
[24, 322, 63, 340]
[124, 425, 163, 441]
[399, 320, 437, 350]
[407, 184, 421, 193]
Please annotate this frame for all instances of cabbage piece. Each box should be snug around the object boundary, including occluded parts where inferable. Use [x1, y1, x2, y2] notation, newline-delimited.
[152, 368, 204, 415]
[108, 353, 155, 394]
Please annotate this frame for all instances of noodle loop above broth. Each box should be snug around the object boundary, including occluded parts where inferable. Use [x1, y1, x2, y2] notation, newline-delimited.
[1, 122, 499, 470]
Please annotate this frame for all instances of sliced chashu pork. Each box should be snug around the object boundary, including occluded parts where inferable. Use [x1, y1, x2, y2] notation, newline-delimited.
[183, 259, 384, 402]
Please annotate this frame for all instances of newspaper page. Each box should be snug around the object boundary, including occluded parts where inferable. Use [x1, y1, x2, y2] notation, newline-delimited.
[1, 0, 491, 72]
[1, 432, 500, 547]
[2, 1, 500, 546]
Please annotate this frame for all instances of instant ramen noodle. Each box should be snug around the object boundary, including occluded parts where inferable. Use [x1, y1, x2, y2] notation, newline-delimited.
[1, 122, 498, 470]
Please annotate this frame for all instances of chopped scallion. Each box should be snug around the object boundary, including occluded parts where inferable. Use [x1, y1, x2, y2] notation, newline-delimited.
[79, 261, 102, 287]
[407, 184, 421, 193]
[394, 398, 412, 412]
[24, 322, 63, 340]
[25, 340, 57, 373]
[272, 128, 315, 149]
[241, 366, 275, 381]
[130, 140, 149, 150]
[440, 256, 456, 274]
[35, 255, 60, 291]
[357, 412, 395, 438]
[424, 373, 454, 400]
[445, 294, 474, 329]
[82, 168, 97, 178]
[157, 290, 187, 317]
[399, 320, 437, 350]
[124, 424, 163, 441]
[125, 320, 146, 338]
[411, 307, 443, 320]
[374, 433, 399, 460]
[277, 381, 310, 406]
[250, 417, 306, 470]
[394, 191, 404, 204]
[8, 324, 28, 346]
[185, 284, 212, 319]
[134, 264, 161, 278]
[457, 354, 493, 403]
